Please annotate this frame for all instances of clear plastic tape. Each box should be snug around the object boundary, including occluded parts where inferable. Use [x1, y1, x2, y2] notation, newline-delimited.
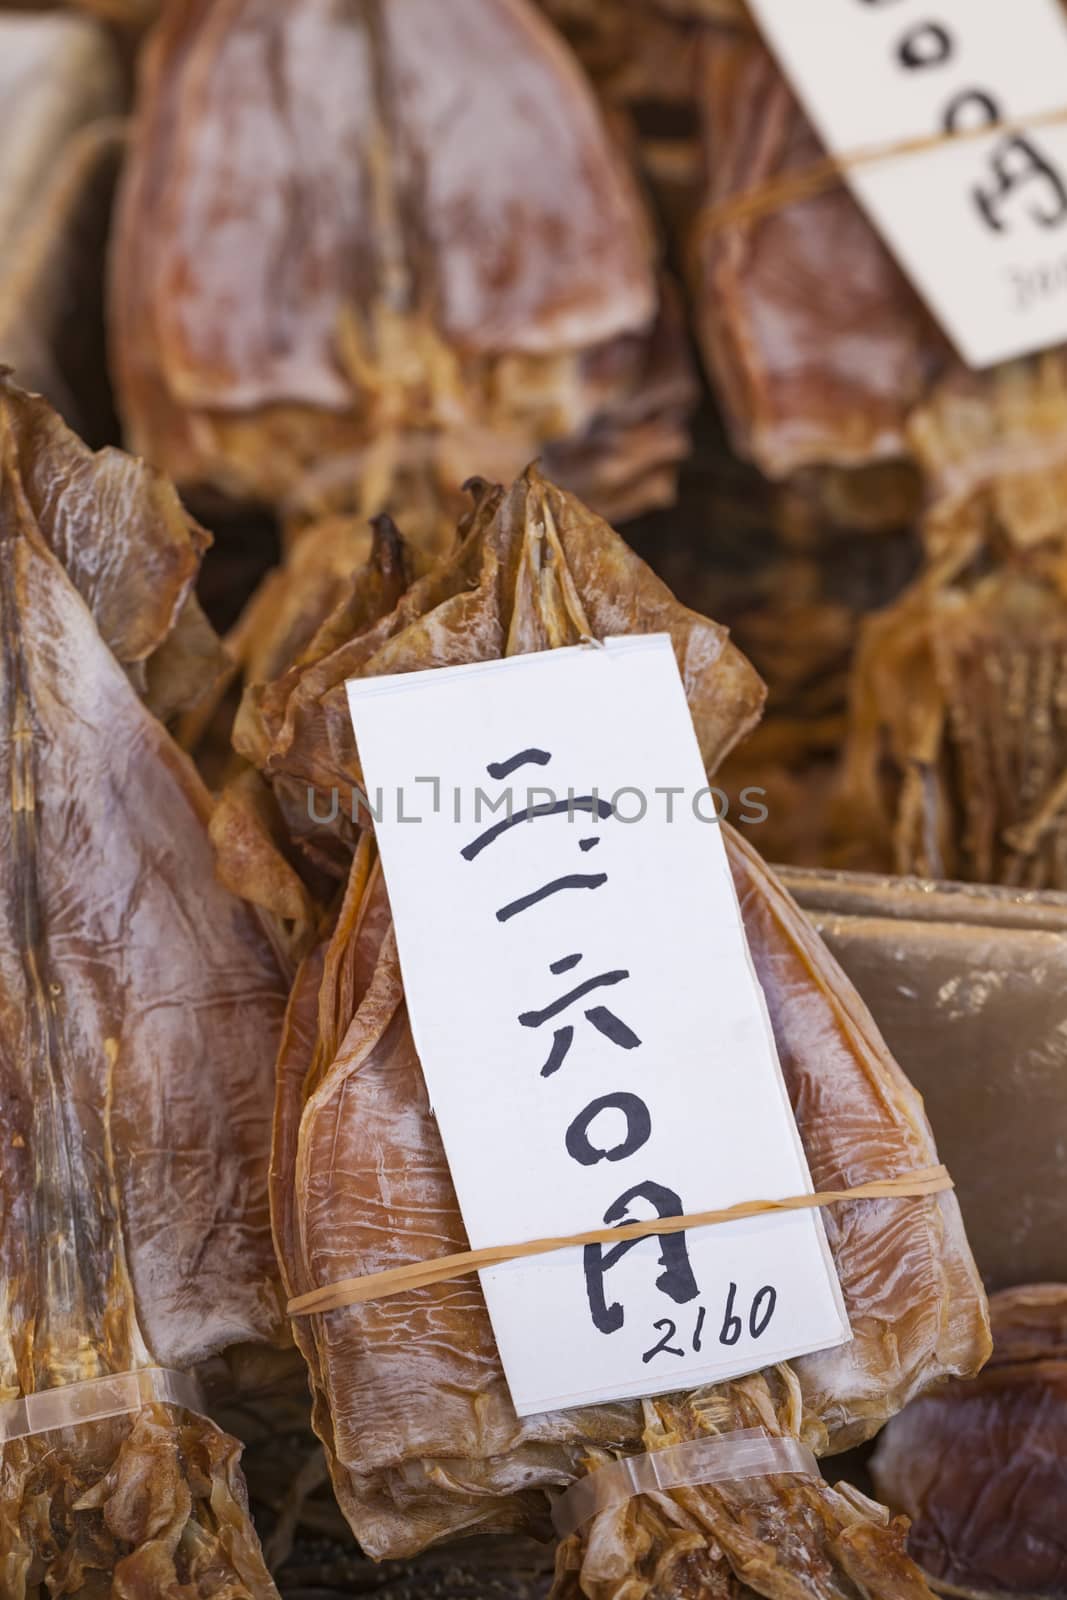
[551, 1428, 819, 1538]
[0, 1367, 205, 1444]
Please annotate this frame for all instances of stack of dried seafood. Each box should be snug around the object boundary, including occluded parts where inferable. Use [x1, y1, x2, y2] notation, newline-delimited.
[109, 0, 695, 539]
[0, 375, 290, 1597]
[683, 9, 1067, 884]
[872, 1285, 1067, 1599]
[216, 467, 989, 1597]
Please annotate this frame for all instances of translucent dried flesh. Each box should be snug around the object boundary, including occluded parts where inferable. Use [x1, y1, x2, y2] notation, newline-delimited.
[689, 26, 1067, 885]
[689, 15, 1067, 539]
[0, 377, 288, 1595]
[236, 469, 988, 1593]
[872, 1286, 1067, 1600]
[109, 0, 694, 526]
[843, 566, 1067, 887]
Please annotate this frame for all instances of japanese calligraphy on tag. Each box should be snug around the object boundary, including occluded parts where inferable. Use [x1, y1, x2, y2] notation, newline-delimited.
[346, 637, 849, 1417]
[747, 0, 1067, 369]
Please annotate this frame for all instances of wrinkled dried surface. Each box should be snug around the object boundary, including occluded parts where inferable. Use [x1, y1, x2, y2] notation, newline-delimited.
[843, 562, 1067, 886]
[872, 1285, 1067, 1599]
[689, 14, 1067, 560]
[690, 27, 942, 485]
[840, 359, 1067, 888]
[0, 376, 288, 1594]
[233, 469, 988, 1593]
[110, 0, 694, 530]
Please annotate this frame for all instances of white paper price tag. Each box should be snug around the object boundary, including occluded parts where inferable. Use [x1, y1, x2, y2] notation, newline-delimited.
[747, 0, 1067, 369]
[346, 637, 848, 1417]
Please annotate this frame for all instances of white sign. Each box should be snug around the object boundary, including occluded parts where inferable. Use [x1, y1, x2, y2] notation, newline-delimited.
[747, 0, 1067, 369]
[346, 637, 849, 1417]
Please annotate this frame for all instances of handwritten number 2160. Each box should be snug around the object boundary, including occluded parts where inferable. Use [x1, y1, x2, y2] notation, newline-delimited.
[642, 1283, 777, 1365]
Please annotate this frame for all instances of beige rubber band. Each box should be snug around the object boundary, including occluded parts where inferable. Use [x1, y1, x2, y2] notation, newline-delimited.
[551, 1428, 819, 1538]
[698, 106, 1067, 236]
[286, 1164, 953, 1317]
[0, 1367, 205, 1444]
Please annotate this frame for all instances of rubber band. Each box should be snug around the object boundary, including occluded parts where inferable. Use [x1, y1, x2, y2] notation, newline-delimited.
[0, 1367, 205, 1444]
[551, 1428, 819, 1538]
[696, 106, 1067, 238]
[286, 1163, 953, 1317]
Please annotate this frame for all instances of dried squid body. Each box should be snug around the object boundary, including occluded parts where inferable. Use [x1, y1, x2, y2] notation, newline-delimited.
[247, 469, 988, 1596]
[0, 376, 287, 1596]
[110, 0, 694, 528]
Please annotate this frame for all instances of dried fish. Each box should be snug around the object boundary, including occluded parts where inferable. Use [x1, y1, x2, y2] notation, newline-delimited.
[0, 376, 289, 1596]
[872, 1285, 1067, 1600]
[109, 0, 695, 532]
[239, 468, 988, 1594]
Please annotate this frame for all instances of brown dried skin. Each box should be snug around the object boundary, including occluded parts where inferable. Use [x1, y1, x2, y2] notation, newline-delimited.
[257, 470, 987, 1589]
[843, 571, 1067, 886]
[689, 20, 1067, 561]
[109, 0, 694, 525]
[555, 1395, 932, 1600]
[0, 377, 286, 1594]
[872, 1286, 1067, 1600]
[206, 514, 416, 945]
[909, 354, 1067, 562]
[239, 468, 765, 867]
[834, 343, 1067, 888]
[0, 371, 229, 721]
[690, 29, 942, 485]
[1, 1407, 277, 1600]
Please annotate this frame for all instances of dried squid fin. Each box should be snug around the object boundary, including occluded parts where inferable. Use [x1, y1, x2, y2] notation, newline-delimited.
[125, 0, 655, 414]
[253, 466, 764, 835]
[0, 373, 227, 711]
[210, 768, 318, 963]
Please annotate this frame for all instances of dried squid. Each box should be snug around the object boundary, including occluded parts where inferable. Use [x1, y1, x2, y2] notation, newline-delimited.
[109, 0, 694, 531]
[225, 468, 989, 1596]
[839, 357, 1067, 887]
[687, 13, 1067, 881]
[872, 1285, 1067, 1599]
[0, 375, 289, 1597]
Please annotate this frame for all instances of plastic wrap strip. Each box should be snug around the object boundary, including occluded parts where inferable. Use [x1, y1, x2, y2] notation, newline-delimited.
[551, 1428, 819, 1537]
[0, 1367, 205, 1443]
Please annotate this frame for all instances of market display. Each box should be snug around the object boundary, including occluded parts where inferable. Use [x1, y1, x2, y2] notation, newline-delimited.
[2, 0, 1065, 1592]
